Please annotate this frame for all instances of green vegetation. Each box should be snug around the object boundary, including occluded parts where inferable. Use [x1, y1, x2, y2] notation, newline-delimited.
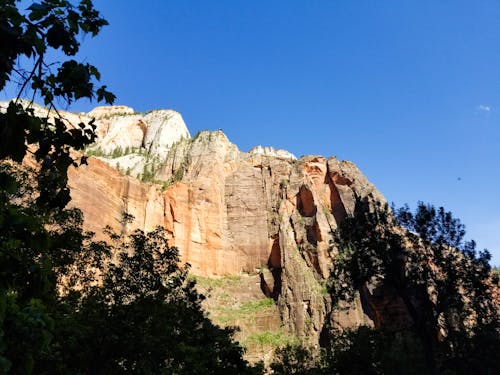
[492, 266, 500, 283]
[53, 226, 256, 374]
[136, 153, 163, 184]
[270, 328, 428, 375]
[326, 198, 500, 374]
[213, 297, 276, 326]
[240, 298, 275, 313]
[140, 161, 156, 183]
[271, 199, 500, 374]
[171, 161, 186, 182]
[85, 145, 147, 158]
[319, 284, 328, 296]
[192, 130, 202, 141]
[3, 1, 498, 373]
[84, 139, 191, 186]
[192, 274, 243, 289]
[85, 145, 167, 184]
[95, 110, 141, 119]
[85, 146, 107, 157]
[270, 343, 319, 375]
[245, 329, 298, 348]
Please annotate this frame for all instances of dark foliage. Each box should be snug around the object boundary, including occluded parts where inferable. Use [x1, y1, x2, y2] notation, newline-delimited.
[47, 227, 256, 374]
[327, 197, 500, 374]
[270, 327, 427, 375]
[270, 344, 320, 375]
[0, 0, 114, 210]
[0, 1, 114, 371]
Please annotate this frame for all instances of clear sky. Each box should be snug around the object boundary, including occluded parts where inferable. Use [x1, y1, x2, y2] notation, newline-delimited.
[4, 1, 500, 264]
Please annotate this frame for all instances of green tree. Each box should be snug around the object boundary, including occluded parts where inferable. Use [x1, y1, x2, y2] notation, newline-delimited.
[46, 227, 257, 374]
[1, 0, 115, 209]
[0, 160, 101, 373]
[328, 197, 500, 374]
[270, 328, 427, 375]
[0, 1, 114, 371]
[322, 327, 427, 375]
[270, 344, 321, 375]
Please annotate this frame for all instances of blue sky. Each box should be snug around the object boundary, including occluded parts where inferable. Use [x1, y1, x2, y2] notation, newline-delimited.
[4, 1, 500, 264]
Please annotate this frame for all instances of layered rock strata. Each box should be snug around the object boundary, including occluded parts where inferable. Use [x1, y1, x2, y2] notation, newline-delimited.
[64, 107, 386, 343]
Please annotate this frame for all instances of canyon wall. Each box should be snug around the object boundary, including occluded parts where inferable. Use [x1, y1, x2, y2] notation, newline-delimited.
[63, 105, 388, 344]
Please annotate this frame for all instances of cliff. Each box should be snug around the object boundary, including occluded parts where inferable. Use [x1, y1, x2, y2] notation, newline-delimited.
[61, 105, 390, 349]
[3, 101, 497, 367]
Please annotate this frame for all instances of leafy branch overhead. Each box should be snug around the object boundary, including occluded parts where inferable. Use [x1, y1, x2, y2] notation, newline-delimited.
[0, 0, 116, 209]
[0, 0, 114, 104]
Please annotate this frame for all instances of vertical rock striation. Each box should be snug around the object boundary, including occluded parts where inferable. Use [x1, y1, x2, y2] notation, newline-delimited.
[66, 106, 386, 343]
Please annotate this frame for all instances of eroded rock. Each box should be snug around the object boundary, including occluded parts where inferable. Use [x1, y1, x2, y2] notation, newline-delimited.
[66, 105, 389, 345]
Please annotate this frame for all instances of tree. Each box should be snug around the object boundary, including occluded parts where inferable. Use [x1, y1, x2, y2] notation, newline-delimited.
[46, 227, 257, 374]
[269, 328, 427, 375]
[0, 1, 114, 371]
[328, 197, 500, 374]
[270, 344, 321, 375]
[1, 0, 115, 210]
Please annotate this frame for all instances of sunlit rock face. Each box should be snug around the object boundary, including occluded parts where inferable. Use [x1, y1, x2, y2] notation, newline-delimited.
[143, 110, 190, 159]
[248, 145, 297, 160]
[87, 105, 135, 118]
[88, 106, 190, 157]
[64, 104, 393, 343]
[1, 100, 403, 343]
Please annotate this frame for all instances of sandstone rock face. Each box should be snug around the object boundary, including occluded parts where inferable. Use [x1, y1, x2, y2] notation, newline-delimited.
[67, 107, 388, 343]
[93, 114, 146, 153]
[68, 157, 165, 237]
[87, 105, 135, 118]
[87, 107, 190, 159]
[248, 145, 297, 160]
[143, 110, 190, 159]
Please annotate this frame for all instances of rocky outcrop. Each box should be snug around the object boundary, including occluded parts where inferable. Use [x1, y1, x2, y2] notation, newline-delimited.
[92, 114, 146, 153]
[68, 157, 165, 236]
[0, 101, 190, 178]
[143, 110, 190, 159]
[87, 106, 190, 153]
[249, 145, 297, 160]
[65, 107, 387, 343]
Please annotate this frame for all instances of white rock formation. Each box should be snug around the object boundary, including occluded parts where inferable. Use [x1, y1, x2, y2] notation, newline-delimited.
[0, 99, 92, 133]
[87, 105, 135, 118]
[92, 114, 146, 154]
[98, 154, 146, 178]
[248, 145, 297, 160]
[143, 110, 190, 160]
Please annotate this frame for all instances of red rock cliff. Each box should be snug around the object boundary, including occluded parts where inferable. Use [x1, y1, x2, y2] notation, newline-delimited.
[66, 108, 387, 343]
